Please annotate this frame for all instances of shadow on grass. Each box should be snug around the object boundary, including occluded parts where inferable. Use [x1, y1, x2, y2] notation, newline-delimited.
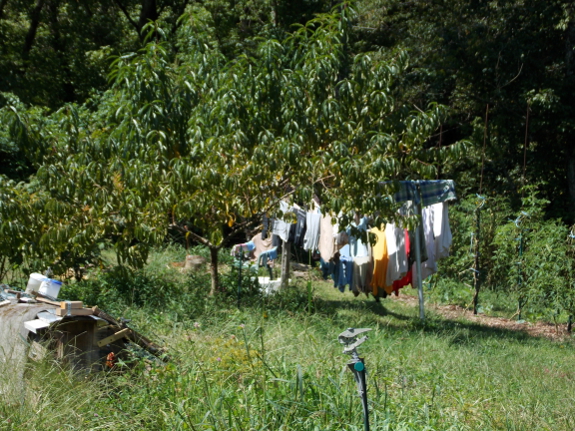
[317, 298, 412, 322]
[312, 294, 555, 345]
[421, 315, 535, 344]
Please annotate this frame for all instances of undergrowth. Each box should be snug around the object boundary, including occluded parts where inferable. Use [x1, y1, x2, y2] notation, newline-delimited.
[2, 245, 575, 430]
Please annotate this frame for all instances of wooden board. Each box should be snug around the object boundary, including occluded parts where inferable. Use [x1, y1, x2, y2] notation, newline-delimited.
[60, 301, 83, 309]
[36, 297, 60, 306]
[56, 308, 94, 317]
[97, 328, 131, 348]
[18, 297, 37, 303]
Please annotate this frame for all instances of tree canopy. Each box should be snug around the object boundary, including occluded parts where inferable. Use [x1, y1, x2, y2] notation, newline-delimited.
[1, 4, 465, 291]
[2, 0, 575, 319]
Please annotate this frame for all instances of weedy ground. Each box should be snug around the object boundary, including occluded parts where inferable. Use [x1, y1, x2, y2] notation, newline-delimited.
[1, 246, 574, 430]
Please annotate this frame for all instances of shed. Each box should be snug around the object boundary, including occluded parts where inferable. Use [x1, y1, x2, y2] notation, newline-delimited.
[0, 300, 128, 390]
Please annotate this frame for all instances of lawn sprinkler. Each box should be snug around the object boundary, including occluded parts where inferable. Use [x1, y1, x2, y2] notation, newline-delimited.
[339, 327, 372, 431]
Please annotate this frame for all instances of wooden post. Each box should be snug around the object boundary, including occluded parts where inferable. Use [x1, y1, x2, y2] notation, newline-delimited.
[472, 206, 481, 314]
[280, 240, 291, 289]
[209, 247, 219, 295]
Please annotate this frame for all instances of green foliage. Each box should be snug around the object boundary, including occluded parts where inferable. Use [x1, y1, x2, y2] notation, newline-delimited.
[1, 5, 465, 291]
[431, 193, 511, 295]
[0, 0, 136, 109]
[0, 0, 332, 110]
[59, 246, 210, 315]
[433, 185, 575, 321]
[490, 186, 575, 319]
[352, 0, 575, 222]
[5, 270, 575, 430]
[429, 278, 473, 308]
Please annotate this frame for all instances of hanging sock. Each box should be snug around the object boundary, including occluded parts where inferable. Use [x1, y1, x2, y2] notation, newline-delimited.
[231, 241, 255, 256]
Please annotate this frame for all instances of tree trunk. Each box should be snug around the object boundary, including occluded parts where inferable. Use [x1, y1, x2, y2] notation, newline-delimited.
[565, 16, 575, 220]
[138, 0, 158, 33]
[568, 147, 575, 220]
[47, 0, 75, 102]
[280, 240, 290, 289]
[209, 247, 219, 296]
[23, 0, 46, 60]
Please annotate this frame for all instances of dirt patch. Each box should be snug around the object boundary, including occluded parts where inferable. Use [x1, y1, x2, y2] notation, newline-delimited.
[394, 293, 571, 341]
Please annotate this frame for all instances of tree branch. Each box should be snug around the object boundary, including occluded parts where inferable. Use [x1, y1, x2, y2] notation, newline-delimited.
[219, 218, 259, 250]
[169, 224, 213, 248]
[23, 0, 46, 60]
[112, 0, 140, 35]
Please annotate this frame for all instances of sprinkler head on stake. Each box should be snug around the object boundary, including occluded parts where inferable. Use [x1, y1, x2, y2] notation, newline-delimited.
[343, 336, 369, 354]
[338, 328, 371, 354]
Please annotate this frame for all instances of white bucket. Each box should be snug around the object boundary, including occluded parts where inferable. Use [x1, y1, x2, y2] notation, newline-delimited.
[38, 279, 63, 299]
[25, 273, 48, 295]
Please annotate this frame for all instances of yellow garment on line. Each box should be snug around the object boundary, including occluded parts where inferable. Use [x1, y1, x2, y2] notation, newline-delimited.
[370, 226, 393, 295]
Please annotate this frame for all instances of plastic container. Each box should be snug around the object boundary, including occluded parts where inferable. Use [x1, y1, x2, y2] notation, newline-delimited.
[25, 273, 48, 295]
[38, 279, 63, 299]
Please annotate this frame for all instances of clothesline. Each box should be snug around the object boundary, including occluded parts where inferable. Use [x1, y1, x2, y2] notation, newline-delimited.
[386, 179, 456, 207]
[232, 180, 457, 321]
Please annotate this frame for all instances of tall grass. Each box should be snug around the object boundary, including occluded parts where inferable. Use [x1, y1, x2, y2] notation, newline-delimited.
[2, 246, 575, 430]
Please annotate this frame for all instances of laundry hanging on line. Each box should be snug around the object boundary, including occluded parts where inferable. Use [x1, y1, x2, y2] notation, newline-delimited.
[231, 179, 455, 296]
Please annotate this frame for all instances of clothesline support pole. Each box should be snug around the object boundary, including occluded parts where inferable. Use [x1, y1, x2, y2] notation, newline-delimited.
[414, 193, 425, 322]
[237, 250, 243, 310]
[280, 239, 291, 289]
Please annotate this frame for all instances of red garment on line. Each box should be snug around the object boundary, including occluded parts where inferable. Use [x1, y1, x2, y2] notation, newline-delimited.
[393, 229, 413, 295]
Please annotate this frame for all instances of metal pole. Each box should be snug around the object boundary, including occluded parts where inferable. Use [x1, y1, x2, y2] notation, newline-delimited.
[348, 353, 369, 431]
[414, 192, 425, 322]
[359, 362, 369, 431]
[237, 250, 243, 309]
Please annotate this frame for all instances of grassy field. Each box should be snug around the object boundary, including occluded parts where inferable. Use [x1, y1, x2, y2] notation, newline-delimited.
[1, 248, 575, 430]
